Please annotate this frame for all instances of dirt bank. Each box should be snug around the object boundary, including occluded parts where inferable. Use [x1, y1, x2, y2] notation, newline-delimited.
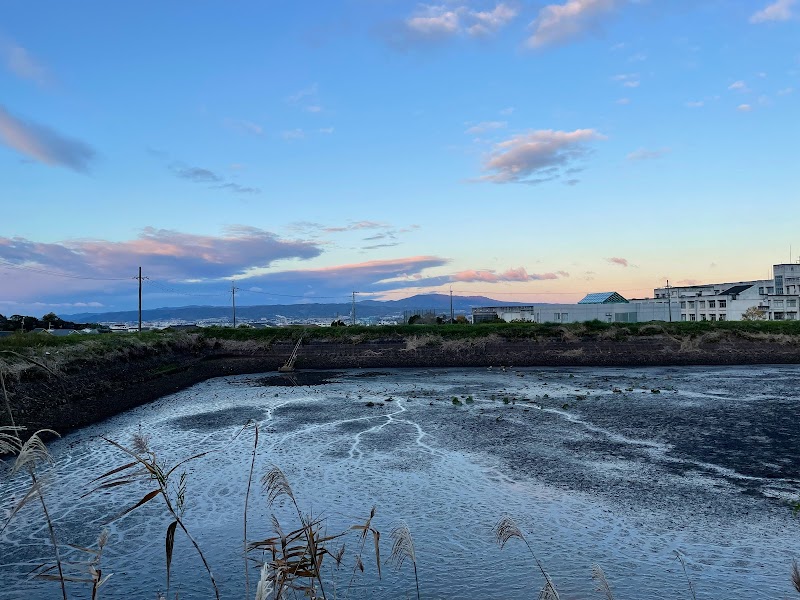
[2, 330, 799, 434]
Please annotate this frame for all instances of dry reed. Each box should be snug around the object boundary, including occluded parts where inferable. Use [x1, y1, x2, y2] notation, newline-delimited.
[591, 564, 615, 600]
[388, 522, 420, 600]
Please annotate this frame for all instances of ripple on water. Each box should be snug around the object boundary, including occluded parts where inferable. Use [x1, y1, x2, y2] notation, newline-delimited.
[1, 366, 798, 600]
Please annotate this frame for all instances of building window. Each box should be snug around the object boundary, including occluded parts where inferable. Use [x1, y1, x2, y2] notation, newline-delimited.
[700, 314, 707, 320]
[774, 312, 785, 320]
[719, 314, 726, 321]
[768, 287, 774, 294]
[688, 301, 695, 308]
[709, 300, 716, 308]
[788, 312, 797, 320]
[690, 314, 696, 321]
[774, 300, 784, 308]
[680, 301, 686, 308]
[554, 313, 560, 321]
[710, 314, 717, 321]
[788, 299, 798, 308]
[681, 314, 687, 321]
[699, 301, 706, 308]
[561, 313, 569, 323]
[758, 287, 765, 295]
[719, 300, 727, 308]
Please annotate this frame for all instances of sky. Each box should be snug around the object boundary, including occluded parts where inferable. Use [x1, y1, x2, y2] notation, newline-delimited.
[0, 0, 798, 316]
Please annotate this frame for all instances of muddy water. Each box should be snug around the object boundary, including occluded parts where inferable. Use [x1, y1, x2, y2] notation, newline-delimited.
[1, 366, 799, 599]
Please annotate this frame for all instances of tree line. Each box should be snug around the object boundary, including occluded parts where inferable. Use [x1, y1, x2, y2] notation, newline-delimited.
[0, 312, 100, 332]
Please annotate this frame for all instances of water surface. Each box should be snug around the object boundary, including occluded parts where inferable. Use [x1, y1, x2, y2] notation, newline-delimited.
[1, 366, 798, 599]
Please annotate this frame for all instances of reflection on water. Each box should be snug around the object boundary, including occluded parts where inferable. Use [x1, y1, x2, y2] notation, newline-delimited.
[1, 366, 799, 599]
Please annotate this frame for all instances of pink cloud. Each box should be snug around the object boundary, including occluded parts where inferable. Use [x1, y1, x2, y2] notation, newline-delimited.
[606, 257, 629, 267]
[527, 0, 623, 48]
[451, 267, 567, 283]
[0, 227, 322, 283]
[261, 256, 448, 286]
[480, 129, 606, 184]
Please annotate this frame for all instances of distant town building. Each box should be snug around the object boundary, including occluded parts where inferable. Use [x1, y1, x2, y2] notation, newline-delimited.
[653, 263, 800, 321]
[472, 292, 677, 324]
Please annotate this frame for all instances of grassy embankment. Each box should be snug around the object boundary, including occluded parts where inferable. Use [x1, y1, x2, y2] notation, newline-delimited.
[2, 319, 800, 353]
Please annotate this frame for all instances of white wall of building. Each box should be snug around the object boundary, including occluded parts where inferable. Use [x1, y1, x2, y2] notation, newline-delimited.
[473, 300, 677, 324]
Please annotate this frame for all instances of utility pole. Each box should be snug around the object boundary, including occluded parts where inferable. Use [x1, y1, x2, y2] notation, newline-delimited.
[135, 267, 148, 332]
[231, 280, 237, 328]
[450, 286, 454, 324]
[351, 291, 357, 326]
[666, 279, 672, 323]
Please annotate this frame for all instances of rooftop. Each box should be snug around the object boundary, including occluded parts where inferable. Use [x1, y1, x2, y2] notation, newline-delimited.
[578, 292, 629, 304]
[720, 284, 753, 296]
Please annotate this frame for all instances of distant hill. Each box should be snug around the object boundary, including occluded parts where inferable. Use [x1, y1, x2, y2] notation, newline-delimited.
[63, 293, 522, 323]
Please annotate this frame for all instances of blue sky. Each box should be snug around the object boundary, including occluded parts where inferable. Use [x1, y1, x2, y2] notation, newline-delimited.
[1, 0, 798, 315]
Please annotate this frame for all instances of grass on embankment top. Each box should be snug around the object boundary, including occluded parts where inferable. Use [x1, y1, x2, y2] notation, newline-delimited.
[2, 319, 800, 354]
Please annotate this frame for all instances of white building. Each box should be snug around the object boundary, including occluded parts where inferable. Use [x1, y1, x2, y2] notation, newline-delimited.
[472, 292, 678, 324]
[653, 263, 800, 321]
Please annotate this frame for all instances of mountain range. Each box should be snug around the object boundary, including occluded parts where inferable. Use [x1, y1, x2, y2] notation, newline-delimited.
[63, 294, 523, 323]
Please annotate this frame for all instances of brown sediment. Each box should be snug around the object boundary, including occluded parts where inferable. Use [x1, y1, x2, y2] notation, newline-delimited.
[2, 332, 799, 435]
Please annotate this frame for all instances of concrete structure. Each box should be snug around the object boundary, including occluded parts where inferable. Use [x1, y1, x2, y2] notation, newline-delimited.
[472, 292, 677, 324]
[653, 263, 800, 321]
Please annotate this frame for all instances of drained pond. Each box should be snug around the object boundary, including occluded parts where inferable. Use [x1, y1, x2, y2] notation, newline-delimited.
[1, 366, 799, 599]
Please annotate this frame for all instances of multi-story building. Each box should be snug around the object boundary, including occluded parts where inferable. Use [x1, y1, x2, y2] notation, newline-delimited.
[653, 263, 800, 321]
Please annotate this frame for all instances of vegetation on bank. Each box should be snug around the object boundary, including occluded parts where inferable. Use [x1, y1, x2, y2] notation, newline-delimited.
[2, 319, 800, 353]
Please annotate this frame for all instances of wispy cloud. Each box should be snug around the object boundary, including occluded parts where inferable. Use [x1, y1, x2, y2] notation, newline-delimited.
[253, 256, 450, 291]
[465, 120, 507, 135]
[223, 118, 264, 136]
[467, 3, 519, 36]
[386, 3, 518, 47]
[527, 0, 622, 49]
[0, 37, 50, 86]
[750, 0, 795, 23]
[0, 105, 95, 172]
[606, 256, 629, 267]
[216, 182, 261, 195]
[613, 73, 640, 87]
[287, 83, 318, 104]
[685, 100, 704, 108]
[737, 104, 753, 112]
[728, 80, 749, 92]
[478, 128, 606, 184]
[287, 83, 324, 113]
[627, 147, 670, 161]
[168, 162, 261, 194]
[362, 243, 401, 250]
[323, 221, 392, 233]
[452, 267, 569, 283]
[170, 165, 221, 183]
[282, 129, 305, 140]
